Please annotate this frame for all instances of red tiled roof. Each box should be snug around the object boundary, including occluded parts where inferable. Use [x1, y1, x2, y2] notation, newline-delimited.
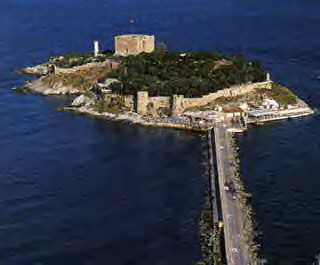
[222, 107, 243, 113]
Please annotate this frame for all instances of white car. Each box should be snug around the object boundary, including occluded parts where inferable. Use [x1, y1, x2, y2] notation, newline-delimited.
[231, 248, 239, 253]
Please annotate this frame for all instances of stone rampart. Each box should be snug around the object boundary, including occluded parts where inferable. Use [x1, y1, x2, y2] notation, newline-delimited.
[122, 95, 135, 110]
[103, 93, 135, 111]
[172, 81, 272, 114]
[108, 80, 272, 115]
[148, 96, 171, 109]
[137, 91, 149, 115]
[55, 60, 118, 75]
[22, 60, 120, 76]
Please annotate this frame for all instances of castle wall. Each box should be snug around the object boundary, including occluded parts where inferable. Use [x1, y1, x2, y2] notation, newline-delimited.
[142, 36, 155, 53]
[137, 91, 149, 115]
[103, 94, 135, 111]
[171, 81, 272, 114]
[172, 95, 186, 115]
[53, 60, 118, 75]
[105, 81, 272, 116]
[123, 95, 135, 110]
[148, 96, 171, 109]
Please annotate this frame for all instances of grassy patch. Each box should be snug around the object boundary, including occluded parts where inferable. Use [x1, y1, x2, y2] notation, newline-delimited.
[266, 83, 297, 106]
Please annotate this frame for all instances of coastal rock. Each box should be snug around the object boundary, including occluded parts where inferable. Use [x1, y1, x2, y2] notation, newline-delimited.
[21, 64, 49, 75]
[71, 94, 96, 107]
[21, 77, 81, 95]
[43, 86, 80, 95]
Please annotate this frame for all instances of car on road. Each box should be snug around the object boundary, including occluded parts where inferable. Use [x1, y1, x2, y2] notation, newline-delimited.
[231, 248, 239, 253]
[224, 182, 237, 199]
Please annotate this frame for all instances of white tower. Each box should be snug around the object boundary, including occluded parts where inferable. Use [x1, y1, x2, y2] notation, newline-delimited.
[94, 40, 99, 57]
[266, 72, 271, 81]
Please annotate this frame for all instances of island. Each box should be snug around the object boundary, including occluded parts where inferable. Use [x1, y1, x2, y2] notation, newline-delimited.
[17, 34, 314, 265]
[18, 34, 313, 132]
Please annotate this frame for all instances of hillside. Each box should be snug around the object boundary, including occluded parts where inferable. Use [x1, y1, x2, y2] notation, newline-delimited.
[107, 50, 267, 97]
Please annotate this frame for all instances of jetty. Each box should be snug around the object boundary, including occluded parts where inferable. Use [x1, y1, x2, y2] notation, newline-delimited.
[212, 122, 249, 265]
[207, 114, 262, 265]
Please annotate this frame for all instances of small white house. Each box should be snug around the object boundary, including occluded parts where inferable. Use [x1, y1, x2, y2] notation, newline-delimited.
[262, 98, 279, 110]
[97, 78, 121, 93]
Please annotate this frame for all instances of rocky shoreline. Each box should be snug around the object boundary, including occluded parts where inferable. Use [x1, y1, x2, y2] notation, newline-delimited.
[198, 143, 215, 265]
[18, 78, 82, 95]
[14, 76, 211, 132]
[61, 105, 207, 132]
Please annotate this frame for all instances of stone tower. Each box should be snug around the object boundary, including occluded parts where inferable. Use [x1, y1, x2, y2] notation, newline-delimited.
[137, 91, 149, 115]
[114, 35, 155, 56]
[171, 95, 185, 115]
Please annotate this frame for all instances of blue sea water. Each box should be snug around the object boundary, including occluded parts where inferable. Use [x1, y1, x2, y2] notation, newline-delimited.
[0, 0, 320, 264]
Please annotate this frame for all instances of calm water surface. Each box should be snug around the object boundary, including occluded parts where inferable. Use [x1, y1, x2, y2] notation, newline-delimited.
[1, 0, 320, 264]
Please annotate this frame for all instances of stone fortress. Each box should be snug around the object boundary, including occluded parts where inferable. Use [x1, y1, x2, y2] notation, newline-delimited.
[97, 34, 274, 116]
[23, 33, 277, 118]
[114, 34, 155, 56]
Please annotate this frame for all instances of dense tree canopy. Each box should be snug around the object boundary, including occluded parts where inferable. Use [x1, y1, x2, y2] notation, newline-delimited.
[108, 50, 267, 97]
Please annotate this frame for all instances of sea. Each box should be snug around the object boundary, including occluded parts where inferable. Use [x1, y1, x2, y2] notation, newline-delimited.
[0, 0, 319, 264]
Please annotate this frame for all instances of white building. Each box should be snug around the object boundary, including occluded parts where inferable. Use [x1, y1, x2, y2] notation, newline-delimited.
[262, 98, 279, 110]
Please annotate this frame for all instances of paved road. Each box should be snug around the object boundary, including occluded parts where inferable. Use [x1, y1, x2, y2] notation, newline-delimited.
[213, 123, 249, 265]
